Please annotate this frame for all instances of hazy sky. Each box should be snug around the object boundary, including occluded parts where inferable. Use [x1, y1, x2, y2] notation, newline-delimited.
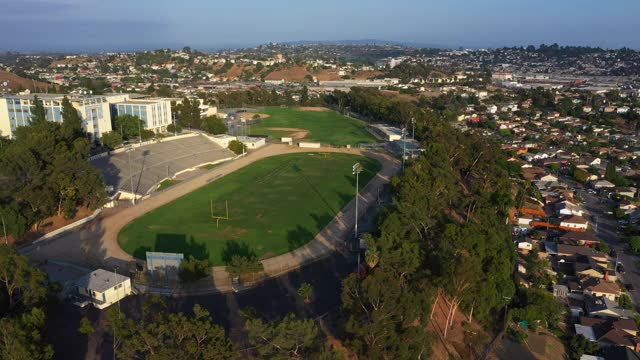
[1, 0, 639, 51]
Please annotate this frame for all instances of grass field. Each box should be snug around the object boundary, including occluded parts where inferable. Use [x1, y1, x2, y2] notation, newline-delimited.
[118, 153, 381, 265]
[156, 179, 181, 191]
[251, 107, 377, 146]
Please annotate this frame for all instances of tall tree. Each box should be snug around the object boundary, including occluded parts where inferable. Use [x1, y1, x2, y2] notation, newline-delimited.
[246, 313, 321, 359]
[113, 114, 144, 140]
[300, 86, 309, 105]
[108, 303, 236, 359]
[0, 244, 48, 310]
[30, 96, 47, 124]
[175, 97, 201, 129]
[60, 96, 84, 138]
[0, 307, 54, 360]
[200, 116, 227, 135]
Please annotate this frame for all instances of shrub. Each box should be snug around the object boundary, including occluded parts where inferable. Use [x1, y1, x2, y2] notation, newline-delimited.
[167, 124, 183, 134]
[179, 256, 211, 282]
[101, 131, 123, 150]
[228, 140, 247, 155]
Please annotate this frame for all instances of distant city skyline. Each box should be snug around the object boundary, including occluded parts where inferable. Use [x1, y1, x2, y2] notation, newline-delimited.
[2, 0, 639, 52]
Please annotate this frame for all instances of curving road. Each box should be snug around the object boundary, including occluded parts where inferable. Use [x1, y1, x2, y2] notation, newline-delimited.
[23, 144, 400, 293]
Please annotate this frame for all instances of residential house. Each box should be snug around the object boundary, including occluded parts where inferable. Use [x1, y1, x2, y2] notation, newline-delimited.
[556, 200, 584, 217]
[560, 231, 600, 246]
[560, 215, 589, 231]
[594, 180, 616, 190]
[601, 346, 640, 360]
[517, 214, 534, 227]
[619, 200, 637, 214]
[585, 296, 634, 320]
[615, 187, 637, 199]
[578, 317, 640, 351]
[553, 284, 569, 298]
[581, 276, 621, 301]
[76, 269, 133, 310]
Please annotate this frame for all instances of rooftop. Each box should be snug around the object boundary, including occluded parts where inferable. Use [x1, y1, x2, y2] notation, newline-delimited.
[76, 269, 129, 293]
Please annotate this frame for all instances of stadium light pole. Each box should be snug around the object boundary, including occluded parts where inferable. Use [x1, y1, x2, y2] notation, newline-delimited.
[127, 147, 135, 205]
[352, 162, 363, 240]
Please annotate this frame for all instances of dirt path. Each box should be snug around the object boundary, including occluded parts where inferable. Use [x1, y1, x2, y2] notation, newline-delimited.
[264, 127, 309, 139]
[298, 106, 329, 112]
[23, 144, 400, 294]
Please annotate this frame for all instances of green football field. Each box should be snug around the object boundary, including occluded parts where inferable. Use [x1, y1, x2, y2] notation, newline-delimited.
[250, 107, 377, 146]
[118, 153, 381, 265]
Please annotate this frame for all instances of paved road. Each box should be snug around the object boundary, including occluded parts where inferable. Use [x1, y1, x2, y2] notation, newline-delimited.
[580, 190, 640, 307]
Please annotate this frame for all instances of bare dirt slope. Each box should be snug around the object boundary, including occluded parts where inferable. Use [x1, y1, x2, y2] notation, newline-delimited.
[0, 71, 56, 91]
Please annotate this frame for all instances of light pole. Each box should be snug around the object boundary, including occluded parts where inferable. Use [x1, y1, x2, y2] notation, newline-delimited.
[172, 112, 177, 136]
[411, 117, 415, 139]
[137, 119, 142, 144]
[127, 147, 135, 204]
[402, 127, 406, 172]
[352, 162, 363, 240]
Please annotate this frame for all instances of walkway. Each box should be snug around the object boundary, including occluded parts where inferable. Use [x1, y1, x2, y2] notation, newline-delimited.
[23, 144, 400, 294]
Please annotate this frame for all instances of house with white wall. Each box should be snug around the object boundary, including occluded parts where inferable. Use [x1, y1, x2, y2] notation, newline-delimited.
[76, 269, 132, 310]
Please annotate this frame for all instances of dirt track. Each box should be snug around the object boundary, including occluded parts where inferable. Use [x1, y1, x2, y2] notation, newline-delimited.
[24, 144, 399, 293]
[264, 127, 309, 139]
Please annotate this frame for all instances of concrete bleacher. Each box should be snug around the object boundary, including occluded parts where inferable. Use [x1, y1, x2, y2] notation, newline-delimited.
[92, 135, 235, 196]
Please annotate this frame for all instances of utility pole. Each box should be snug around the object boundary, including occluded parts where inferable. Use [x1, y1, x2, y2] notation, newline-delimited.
[127, 147, 135, 204]
[352, 163, 363, 240]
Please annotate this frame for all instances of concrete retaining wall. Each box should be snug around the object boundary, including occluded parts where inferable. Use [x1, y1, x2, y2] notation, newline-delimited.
[33, 209, 102, 244]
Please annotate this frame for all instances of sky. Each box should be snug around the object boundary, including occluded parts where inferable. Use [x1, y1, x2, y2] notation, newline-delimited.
[1, 0, 639, 52]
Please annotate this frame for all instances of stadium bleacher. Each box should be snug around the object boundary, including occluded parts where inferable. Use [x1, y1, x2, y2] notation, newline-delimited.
[92, 135, 235, 196]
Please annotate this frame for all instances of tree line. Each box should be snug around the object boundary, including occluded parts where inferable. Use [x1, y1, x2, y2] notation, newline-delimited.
[0, 96, 106, 240]
[331, 88, 517, 357]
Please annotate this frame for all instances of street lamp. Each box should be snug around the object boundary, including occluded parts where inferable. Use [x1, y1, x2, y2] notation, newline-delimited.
[353, 162, 363, 239]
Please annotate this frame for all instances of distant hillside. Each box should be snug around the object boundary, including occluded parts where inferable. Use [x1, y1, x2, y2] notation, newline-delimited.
[0, 71, 56, 92]
[264, 65, 311, 82]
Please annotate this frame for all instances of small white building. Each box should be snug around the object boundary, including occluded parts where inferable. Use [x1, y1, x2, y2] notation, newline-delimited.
[76, 269, 132, 310]
[208, 134, 237, 148]
[237, 136, 266, 150]
[369, 124, 403, 141]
